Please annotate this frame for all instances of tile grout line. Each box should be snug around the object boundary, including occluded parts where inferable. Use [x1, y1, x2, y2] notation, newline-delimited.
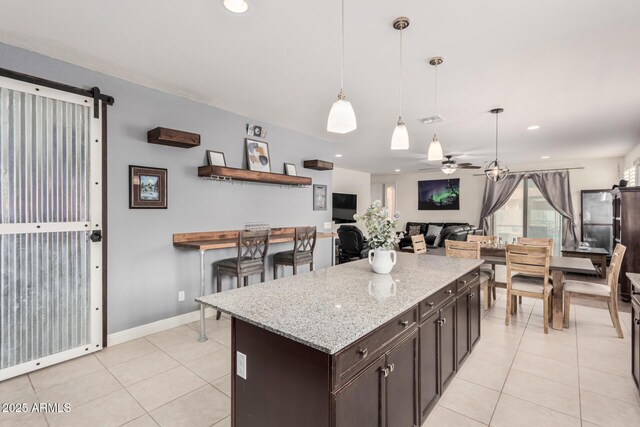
[487, 294, 531, 426]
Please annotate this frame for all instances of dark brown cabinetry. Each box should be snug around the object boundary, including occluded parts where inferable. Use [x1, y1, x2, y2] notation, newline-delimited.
[334, 331, 419, 427]
[612, 187, 640, 301]
[230, 268, 481, 427]
[632, 282, 640, 394]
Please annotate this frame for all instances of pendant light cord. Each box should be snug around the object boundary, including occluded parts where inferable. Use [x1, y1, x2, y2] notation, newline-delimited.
[495, 112, 499, 161]
[340, 0, 345, 92]
[399, 26, 404, 118]
[433, 62, 438, 132]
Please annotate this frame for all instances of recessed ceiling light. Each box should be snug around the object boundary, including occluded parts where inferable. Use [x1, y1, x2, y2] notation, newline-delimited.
[222, 0, 248, 14]
[527, 125, 540, 131]
[335, 154, 343, 158]
[541, 155, 550, 159]
[394, 169, 401, 172]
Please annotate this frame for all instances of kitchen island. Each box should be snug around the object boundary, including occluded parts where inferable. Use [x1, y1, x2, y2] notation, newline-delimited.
[197, 253, 483, 427]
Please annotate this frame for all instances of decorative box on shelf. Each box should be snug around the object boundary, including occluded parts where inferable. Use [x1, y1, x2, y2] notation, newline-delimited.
[198, 165, 312, 187]
[147, 127, 200, 148]
[303, 160, 334, 171]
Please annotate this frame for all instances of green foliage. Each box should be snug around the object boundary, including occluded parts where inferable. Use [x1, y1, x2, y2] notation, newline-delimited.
[354, 200, 403, 250]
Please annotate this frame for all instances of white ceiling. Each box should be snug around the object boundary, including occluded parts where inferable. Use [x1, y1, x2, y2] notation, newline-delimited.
[1, 0, 640, 174]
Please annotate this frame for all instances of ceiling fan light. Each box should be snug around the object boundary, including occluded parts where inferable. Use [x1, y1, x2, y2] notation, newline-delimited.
[427, 135, 444, 161]
[222, 0, 248, 13]
[441, 164, 457, 175]
[390, 118, 409, 150]
[484, 160, 509, 182]
[327, 93, 357, 134]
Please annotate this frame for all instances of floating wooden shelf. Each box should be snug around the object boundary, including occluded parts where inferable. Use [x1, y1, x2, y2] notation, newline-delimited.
[198, 165, 312, 187]
[303, 160, 334, 171]
[148, 127, 200, 148]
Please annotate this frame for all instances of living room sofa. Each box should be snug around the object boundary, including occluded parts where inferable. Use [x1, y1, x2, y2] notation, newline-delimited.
[398, 222, 478, 250]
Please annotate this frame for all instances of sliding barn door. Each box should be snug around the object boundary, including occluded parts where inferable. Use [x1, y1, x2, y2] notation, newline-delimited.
[0, 76, 103, 380]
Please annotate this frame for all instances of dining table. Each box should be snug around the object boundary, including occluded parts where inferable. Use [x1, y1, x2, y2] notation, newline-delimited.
[479, 246, 597, 330]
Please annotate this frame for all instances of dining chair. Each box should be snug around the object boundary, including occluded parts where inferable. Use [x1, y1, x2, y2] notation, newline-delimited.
[273, 226, 316, 278]
[411, 234, 427, 254]
[445, 241, 492, 299]
[505, 244, 552, 333]
[216, 229, 270, 320]
[467, 235, 499, 303]
[514, 237, 554, 304]
[563, 244, 627, 338]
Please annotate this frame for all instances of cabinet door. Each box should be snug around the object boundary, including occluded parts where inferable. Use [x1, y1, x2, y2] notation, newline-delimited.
[335, 355, 386, 427]
[386, 330, 419, 427]
[469, 283, 481, 349]
[456, 289, 470, 367]
[632, 300, 640, 390]
[419, 311, 440, 421]
[440, 298, 457, 391]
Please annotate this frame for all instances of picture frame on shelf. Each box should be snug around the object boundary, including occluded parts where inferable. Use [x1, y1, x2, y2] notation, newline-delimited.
[245, 139, 271, 172]
[284, 163, 297, 176]
[313, 184, 327, 211]
[206, 150, 227, 167]
[129, 165, 168, 209]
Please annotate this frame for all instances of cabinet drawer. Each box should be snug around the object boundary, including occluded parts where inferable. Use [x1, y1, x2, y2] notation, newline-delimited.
[419, 281, 456, 322]
[334, 307, 418, 389]
[457, 269, 480, 294]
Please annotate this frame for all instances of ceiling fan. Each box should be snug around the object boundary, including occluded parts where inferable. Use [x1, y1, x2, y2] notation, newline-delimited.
[419, 155, 482, 175]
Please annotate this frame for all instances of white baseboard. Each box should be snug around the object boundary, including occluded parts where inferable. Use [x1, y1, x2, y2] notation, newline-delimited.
[107, 307, 219, 346]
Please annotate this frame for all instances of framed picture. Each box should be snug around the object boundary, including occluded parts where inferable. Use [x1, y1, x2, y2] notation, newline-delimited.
[418, 178, 460, 210]
[246, 124, 266, 138]
[206, 150, 226, 167]
[313, 184, 327, 211]
[284, 163, 297, 176]
[245, 139, 271, 172]
[129, 165, 167, 209]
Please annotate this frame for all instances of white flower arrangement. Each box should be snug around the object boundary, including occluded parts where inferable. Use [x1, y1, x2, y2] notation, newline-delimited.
[354, 200, 403, 250]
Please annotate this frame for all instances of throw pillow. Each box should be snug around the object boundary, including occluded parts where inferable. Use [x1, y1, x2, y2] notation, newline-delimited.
[426, 224, 443, 247]
[408, 225, 422, 236]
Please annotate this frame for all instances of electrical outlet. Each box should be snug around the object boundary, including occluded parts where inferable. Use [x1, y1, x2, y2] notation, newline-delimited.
[178, 291, 185, 302]
[324, 221, 332, 230]
[237, 351, 247, 379]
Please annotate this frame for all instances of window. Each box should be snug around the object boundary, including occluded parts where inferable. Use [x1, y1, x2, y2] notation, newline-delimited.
[493, 179, 563, 255]
[623, 166, 636, 187]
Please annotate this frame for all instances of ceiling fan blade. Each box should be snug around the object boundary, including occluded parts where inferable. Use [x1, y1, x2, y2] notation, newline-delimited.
[418, 168, 443, 171]
[457, 162, 473, 166]
[458, 165, 482, 169]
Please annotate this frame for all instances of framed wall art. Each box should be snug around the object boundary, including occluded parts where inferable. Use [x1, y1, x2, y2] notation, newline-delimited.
[418, 178, 460, 210]
[129, 165, 168, 209]
[206, 150, 227, 167]
[245, 139, 271, 172]
[313, 184, 327, 211]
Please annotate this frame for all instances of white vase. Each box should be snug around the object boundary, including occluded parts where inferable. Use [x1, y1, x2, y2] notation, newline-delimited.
[368, 249, 397, 274]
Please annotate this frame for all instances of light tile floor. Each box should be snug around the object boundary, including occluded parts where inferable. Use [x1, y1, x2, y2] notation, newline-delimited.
[1, 288, 639, 426]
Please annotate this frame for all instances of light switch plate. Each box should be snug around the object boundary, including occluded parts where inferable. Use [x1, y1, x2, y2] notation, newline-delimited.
[324, 222, 332, 230]
[237, 351, 247, 379]
[178, 291, 185, 302]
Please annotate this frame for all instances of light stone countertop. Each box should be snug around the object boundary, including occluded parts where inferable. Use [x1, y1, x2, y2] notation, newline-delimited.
[628, 273, 640, 289]
[197, 253, 483, 354]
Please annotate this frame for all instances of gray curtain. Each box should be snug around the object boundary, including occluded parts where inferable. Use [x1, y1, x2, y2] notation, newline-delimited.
[529, 171, 579, 247]
[479, 174, 525, 235]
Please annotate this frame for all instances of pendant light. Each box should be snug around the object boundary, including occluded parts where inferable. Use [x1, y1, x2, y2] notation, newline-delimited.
[427, 57, 444, 161]
[390, 17, 410, 150]
[327, 0, 357, 134]
[222, 0, 248, 14]
[485, 108, 509, 182]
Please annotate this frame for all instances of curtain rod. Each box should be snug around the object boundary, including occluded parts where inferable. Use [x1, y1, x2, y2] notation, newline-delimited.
[473, 166, 585, 177]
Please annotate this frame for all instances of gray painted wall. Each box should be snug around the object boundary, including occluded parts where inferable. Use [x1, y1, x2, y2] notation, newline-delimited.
[0, 42, 335, 334]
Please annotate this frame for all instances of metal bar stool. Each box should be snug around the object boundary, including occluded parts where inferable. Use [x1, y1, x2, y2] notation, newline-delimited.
[216, 229, 270, 320]
[273, 226, 317, 278]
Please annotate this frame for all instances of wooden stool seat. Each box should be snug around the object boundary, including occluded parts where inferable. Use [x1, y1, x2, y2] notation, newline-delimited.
[273, 226, 316, 278]
[216, 229, 270, 320]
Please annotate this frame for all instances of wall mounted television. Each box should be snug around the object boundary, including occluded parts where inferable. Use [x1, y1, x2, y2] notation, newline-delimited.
[332, 193, 357, 223]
